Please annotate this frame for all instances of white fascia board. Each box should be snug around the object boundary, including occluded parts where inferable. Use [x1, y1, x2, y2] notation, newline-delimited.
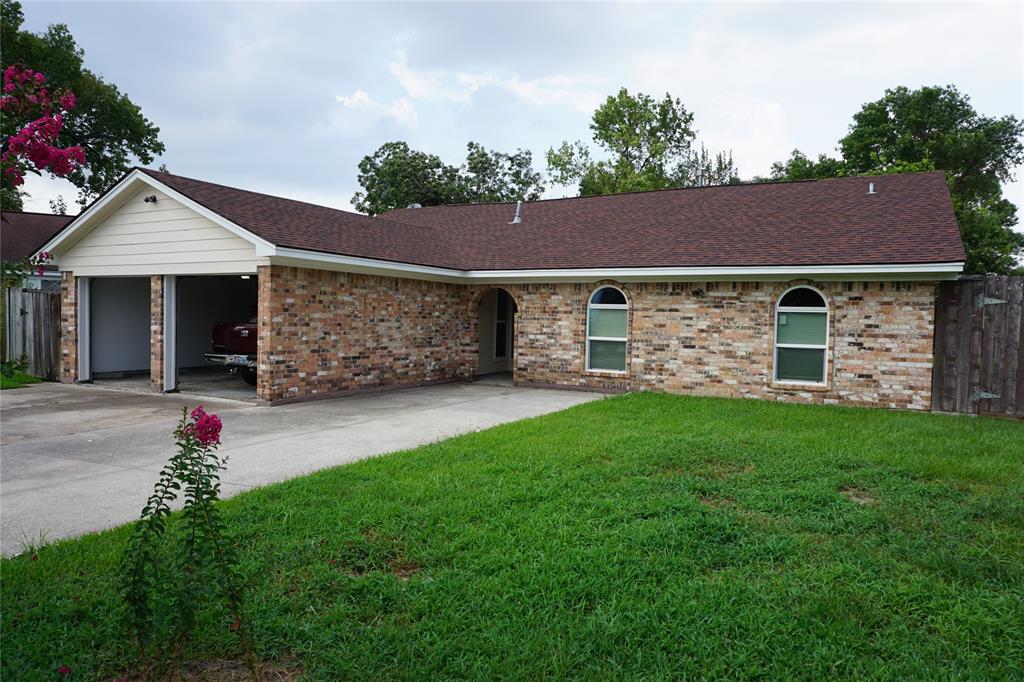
[270, 248, 466, 282]
[271, 247, 965, 283]
[38, 169, 275, 257]
[463, 261, 966, 283]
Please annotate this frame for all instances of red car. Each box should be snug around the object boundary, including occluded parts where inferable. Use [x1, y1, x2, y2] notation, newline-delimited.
[205, 319, 257, 385]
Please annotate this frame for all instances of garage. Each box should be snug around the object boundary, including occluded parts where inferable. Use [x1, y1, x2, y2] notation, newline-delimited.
[47, 171, 273, 402]
[173, 274, 258, 399]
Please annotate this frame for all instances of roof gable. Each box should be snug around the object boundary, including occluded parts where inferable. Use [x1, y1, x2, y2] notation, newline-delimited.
[56, 187, 266, 276]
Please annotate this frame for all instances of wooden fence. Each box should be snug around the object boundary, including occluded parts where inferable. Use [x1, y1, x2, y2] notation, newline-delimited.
[932, 275, 1023, 418]
[3, 287, 61, 380]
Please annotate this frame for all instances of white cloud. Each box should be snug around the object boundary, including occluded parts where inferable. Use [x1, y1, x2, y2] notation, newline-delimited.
[389, 48, 474, 103]
[389, 47, 604, 112]
[329, 90, 417, 135]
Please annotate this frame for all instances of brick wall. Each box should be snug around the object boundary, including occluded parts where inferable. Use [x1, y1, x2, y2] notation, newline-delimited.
[59, 271, 76, 383]
[257, 265, 477, 403]
[150, 275, 164, 391]
[497, 280, 936, 410]
[59, 264, 937, 411]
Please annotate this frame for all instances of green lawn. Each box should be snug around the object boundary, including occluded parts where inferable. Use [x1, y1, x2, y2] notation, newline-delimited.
[0, 371, 42, 390]
[3, 393, 1023, 680]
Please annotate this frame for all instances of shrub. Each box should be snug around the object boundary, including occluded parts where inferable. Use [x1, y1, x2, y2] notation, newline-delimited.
[122, 406, 258, 681]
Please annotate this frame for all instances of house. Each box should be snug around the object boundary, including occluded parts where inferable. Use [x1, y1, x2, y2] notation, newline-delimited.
[1, 211, 74, 291]
[39, 168, 965, 409]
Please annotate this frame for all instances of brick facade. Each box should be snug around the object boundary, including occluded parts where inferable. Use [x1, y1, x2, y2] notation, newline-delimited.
[59, 271, 77, 383]
[256, 265, 477, 403]
[497, 280, 936, 410]
[150, 275, 164, 391]
[59, 263, 936, 410]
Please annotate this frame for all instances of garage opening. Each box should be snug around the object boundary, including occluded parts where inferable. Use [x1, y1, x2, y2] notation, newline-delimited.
[89, 277, 151, 387]
[475, 288, 516, 385]
[174, 274, 258, 401]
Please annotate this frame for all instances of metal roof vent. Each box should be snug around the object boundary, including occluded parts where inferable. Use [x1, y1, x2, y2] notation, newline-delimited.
[406, 202, 422, 209]
[509, 200, 523, 224]
[867, 182, 877, 195]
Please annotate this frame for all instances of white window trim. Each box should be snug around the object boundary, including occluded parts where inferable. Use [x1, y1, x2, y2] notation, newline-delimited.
[772, 285, 830, 385]
[585, 285, 629, 374]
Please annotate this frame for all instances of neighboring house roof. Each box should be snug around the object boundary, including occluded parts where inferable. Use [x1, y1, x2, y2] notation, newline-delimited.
[42, 167, 965, 280]
[1, 211, 74, 270]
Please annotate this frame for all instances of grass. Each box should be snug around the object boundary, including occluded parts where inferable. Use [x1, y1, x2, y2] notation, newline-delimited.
[0, 371, 42, 390]
[3, 392, 1023, 680]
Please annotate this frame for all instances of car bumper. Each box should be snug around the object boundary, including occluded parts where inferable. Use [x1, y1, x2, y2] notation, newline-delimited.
[204, 353, 256, 368]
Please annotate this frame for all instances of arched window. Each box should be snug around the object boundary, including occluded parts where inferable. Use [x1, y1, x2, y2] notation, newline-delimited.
[774, 285, 829, 383]
[587, 286, 628, 372]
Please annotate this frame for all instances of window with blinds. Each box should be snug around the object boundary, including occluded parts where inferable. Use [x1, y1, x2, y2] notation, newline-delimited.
[774, 286, 828, 383]
[587, 286, 627, 372]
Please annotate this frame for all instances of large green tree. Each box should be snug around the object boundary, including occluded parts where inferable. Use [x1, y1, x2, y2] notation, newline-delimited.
[547, 88, 739, 196]
[1, 0, 164, 209]
[769, 86, 1024, 274]
[352, 141, 544, 216]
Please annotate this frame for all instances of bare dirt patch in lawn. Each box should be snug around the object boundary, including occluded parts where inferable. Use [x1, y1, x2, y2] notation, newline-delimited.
[840, 486, 877, 505]
[702, 460, 756, 478]
[697, 495, 735, 509]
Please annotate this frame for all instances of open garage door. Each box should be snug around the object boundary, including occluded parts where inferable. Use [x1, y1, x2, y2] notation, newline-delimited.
[86, 277, 151, 384]
[173, 274, 258, 400]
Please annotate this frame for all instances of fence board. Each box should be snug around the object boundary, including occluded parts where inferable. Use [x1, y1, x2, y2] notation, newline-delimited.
[932, 275, 1024, 417]
[4, 288, 60, 380]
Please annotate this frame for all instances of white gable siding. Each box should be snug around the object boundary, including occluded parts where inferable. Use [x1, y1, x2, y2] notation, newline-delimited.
[57, 189, 268, 276]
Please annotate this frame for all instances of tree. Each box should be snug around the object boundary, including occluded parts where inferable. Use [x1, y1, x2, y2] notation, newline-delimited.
[766, 149, 845, 181]
[769, 86, 1024, 274]
[352, 141, 544, 216]
[1, 0, 164, 208]
[546, 88, 738, 196]
[463, 141, 544, 204]
[1, 64, 86, 208]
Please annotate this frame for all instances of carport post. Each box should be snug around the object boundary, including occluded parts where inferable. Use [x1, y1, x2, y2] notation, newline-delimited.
[76, 276, 91, 382]
[162, 275, 177, 392]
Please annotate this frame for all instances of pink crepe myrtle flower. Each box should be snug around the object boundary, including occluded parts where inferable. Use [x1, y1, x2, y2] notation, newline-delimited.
[185, 405, 222, 447]
[1, 65, 84, 188]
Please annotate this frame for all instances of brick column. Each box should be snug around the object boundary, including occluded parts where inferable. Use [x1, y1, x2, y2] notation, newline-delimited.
[255, 265, 273, 403]
[59, 272, 77, 383]
[150, 275, 164, 391]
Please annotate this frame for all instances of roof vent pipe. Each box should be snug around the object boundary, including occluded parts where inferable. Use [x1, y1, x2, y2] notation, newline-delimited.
[510, 200, 523, 224]
[867, 182, 876, 195]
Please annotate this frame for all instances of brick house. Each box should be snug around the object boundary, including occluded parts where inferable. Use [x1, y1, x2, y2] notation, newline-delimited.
[39, 168, 965, 409]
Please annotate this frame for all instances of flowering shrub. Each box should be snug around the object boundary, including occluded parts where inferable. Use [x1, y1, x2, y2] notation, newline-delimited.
[122, 406, 259, 681]
[1, 64, 86, 192]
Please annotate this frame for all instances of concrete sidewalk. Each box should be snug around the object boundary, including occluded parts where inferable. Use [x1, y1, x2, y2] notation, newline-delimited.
[0, 381, 601, 556]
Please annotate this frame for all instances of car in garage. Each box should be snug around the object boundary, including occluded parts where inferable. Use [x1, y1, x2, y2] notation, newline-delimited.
[204, 319, 257, 385]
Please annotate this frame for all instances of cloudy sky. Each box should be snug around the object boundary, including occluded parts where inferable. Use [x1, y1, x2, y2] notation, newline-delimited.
[18, 1, 1024, 219]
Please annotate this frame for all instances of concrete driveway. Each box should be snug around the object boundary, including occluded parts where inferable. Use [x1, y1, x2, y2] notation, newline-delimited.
[0, 380, 600, 556]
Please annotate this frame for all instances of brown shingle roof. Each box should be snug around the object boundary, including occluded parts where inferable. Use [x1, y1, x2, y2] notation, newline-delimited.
[1, 211, 74, 268]
[139, 169, 466, 269]
[140, 168, 964, 271]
